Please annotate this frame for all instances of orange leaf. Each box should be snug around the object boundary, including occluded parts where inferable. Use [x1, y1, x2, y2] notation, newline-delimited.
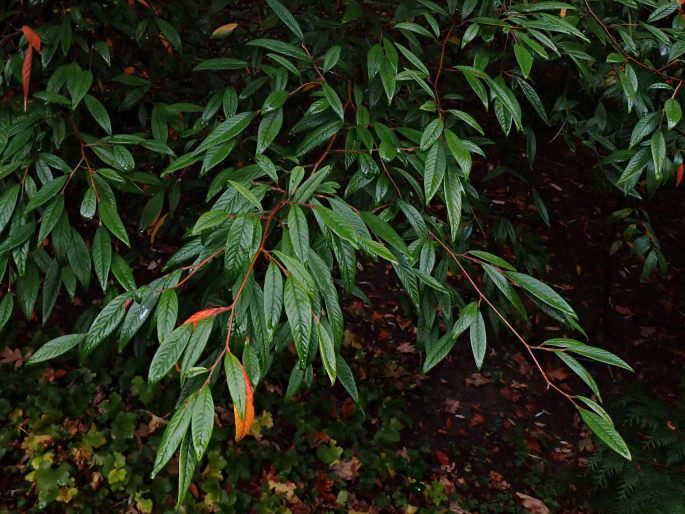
[234, 367, 254, 441]
[211, 23, 239, 39]
[22, 48, 32, 112]
[21, 25, 41, 53]
[182, 306, 230, 327]
[677, 164, 684, 187]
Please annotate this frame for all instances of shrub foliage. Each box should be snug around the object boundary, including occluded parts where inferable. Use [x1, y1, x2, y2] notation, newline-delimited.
[2, 0, 682, 501]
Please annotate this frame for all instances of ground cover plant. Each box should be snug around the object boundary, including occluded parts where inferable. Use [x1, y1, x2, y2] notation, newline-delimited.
[1, 0, 685, 509]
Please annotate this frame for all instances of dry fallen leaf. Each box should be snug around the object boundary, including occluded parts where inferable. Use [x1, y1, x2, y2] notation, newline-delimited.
[332, 456, 361, 481]
[516, 492, 550, 514]
[465, 373, 491, 387]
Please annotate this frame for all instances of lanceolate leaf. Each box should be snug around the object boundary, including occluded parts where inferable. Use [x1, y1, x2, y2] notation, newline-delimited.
[82, 293, 131, 355]
[505, 271, 576, 319]
[148, 325, 192, 383]
[156, 289, 179, 342]
[92, 227, 112, 292]
[283, 276, 312, 367]
[469, 309, 487, 369]
[28, 334, 85, 364]
[151, 400, 193, 478]
[579, 408, 631, 460]
[191, 386, 214, 459]
[266, 0, 304, 40]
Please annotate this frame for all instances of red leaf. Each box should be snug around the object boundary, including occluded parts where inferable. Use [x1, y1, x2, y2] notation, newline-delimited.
[677, 164, 684, 188]
[182, 306, 230, 327]
[22, 48, 32, 112]
[234, 366, 254, 441]
[21, 25, 41, 53]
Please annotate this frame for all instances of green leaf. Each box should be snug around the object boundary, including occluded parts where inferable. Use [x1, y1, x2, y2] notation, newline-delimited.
[151, 400, 193, 478]
[482, 264, 526, 317]
[505, 271, 576, 318]
[263, 262, 283, 335]
[28, 334, 85, 364]
[111, 254, 137, 292]
[323, 45, 341, 73]
[316, 206, 359, 248]
[336, 355, 359, 404]
[0, 184, 20, 234]
[25, 176, 67, 213]
[360, 211, 409, 253]
[630, 112, 659, 147]
[38, 196, 65, 243]
[67, 69, 93, 108]
[665, 98, 682, 130]
[444, 129, 472, 178]
[84, 94, 112, 135]
[650, 129, 666, 175]
[288, 205, 310, 261]
[617, 147, 650, 191]
[469, 309, 487, 369]
[555, 351, 601, 399]
[295, 120, 343, 156]
[420, 118, 444, 151]
[423, 141, 446, 204]
[262, 90, 288, 113]
[177, 433, 198, 505]
[157, 289, 178, 342]
[543, 339, 633, 371]
[0, 293, 13, 331]
[224, 353, 247, 417]
[266, 0, 304, 40]
[423, 302, 477, 372]
[317, 320, 336, 384]
[322, 83, 345, 121]
[246, 39, 309, 61]
[224, 215, 259, 283]
[99, 198, 130, 247]
[148, 325, 192, 383]
[513, 43, 533, 78]
[191, 386, 214, 459]
[228, 181, 263, 211]
[444, 172, 462, 241]
[156, 18, 182, 51]
[192, 210, 229, 235]
[579, 408, 631, 460]
[256, 109, 283, 154]
[82, 293, 131, 355]
[193, 58, 248, 71]
[194, 112, 256, 155]
[284, 276, 312, 368]
[92, 227, 112, 292]
[415, 269, 449, 294]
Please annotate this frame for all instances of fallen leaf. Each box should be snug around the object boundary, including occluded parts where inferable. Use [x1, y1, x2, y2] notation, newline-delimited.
[516, 492, 550, 514]
[443, 398, 460, 414]
[465, 373, 491, 387]
[1, 347, 24, 368]
[332, 456, 361, 481]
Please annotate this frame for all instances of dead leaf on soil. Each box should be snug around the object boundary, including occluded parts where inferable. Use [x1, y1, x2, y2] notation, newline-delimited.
[443, 398, 460, 414]
[332, 456, 361, 481]
[465, 373, 491, 387]
[516, 492, 550, 514]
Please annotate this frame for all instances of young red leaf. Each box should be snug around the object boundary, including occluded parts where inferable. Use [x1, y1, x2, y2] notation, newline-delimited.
[22, 48, 32, 112]
[182, 306, 230, 327]
[21, 25, 41, 53]
[234, 366, 255, 441]
[677, 163, 684, 187]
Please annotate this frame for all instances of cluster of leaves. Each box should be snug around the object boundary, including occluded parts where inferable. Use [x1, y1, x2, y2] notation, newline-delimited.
[4, 0, 682, 502]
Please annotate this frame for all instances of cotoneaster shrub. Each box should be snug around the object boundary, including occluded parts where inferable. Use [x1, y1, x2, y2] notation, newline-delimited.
[2, 0, 683, 503]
